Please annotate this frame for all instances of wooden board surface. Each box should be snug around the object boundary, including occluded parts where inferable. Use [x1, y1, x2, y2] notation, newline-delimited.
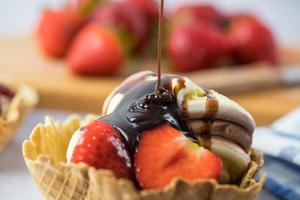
[1, 35, 300, 126]
[231, 86, 300, 125]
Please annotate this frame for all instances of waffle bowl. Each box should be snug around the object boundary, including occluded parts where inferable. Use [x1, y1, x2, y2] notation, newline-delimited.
[0, 75, 38, 150]
[23, 115, 265, 200]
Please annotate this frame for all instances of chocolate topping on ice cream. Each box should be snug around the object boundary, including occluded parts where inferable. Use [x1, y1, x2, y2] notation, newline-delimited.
[101, 72, 255, 155]
[101, 73, 192, 153]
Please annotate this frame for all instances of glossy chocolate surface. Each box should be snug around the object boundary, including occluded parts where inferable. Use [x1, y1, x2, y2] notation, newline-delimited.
[100, 73, 194, 153]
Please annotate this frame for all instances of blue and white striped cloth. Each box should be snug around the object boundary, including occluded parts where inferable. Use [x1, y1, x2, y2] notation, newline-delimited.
[253, 108, 300, 200]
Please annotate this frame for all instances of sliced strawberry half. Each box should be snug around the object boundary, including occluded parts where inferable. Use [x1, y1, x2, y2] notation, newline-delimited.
[70, 120, 132, 179]
[134, 124, 222, 189]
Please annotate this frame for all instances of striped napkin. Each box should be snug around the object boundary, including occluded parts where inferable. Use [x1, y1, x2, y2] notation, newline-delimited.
[253, 108, 300, 200]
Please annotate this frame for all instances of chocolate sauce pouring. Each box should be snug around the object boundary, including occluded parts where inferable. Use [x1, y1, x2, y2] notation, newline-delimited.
[100, 0, 219, 154]
[101, 0, 188, 154]
[156, 0, 164, 89]
[101, 73, 191, 153]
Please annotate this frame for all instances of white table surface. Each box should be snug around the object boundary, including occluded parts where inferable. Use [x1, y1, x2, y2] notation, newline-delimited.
[0, 109, 281, 200]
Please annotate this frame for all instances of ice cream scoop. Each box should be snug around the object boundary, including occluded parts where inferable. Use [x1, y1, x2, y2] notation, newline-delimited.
[67, 71, 255, 183]
[100, 71, 255, 183]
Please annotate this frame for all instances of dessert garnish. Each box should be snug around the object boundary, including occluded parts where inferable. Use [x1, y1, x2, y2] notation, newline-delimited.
[66, 0, 255, 189]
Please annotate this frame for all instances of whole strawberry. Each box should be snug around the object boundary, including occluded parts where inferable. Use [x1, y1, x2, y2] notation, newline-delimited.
[89, 1, 150, 51]
[69, 120, 132, 179]
[125, 0, 158, 25]
[170, 4, 224, 28]
[167, 23, 228, 72]
[37, 7, 83, 58]
[67, 23, 124, 75]
[227, 14, 278, 64]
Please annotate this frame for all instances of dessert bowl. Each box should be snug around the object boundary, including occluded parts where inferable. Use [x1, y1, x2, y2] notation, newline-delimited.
[23, 71, 265, 200]
[0, 75, 38, 150]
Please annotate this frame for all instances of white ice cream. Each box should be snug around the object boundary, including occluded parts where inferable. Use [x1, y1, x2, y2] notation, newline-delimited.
[66, 128, 83, 163]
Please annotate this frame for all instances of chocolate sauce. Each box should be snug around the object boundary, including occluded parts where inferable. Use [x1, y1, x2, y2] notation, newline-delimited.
[196, 90, 219, 150]
[156, 0, 164, 89]
[101, 0, 218, 161]
[204, 91, 219, 118]
[100, 0, 195, 154]
[100, 74, 190, 153]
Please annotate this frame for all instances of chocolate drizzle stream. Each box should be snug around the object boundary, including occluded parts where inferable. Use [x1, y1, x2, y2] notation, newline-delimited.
[102, 0, 183, 154]
[100, 0, 219, 172]
[156, 0, 164, 89]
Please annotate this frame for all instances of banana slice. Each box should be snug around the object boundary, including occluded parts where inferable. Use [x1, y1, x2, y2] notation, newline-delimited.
[176, 78, 255, 133]
[187, 119, 252, 152]
[210, 137, 251, 183]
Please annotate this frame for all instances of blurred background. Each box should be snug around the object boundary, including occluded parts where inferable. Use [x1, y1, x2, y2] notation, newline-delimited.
[1, 0, 300, 44]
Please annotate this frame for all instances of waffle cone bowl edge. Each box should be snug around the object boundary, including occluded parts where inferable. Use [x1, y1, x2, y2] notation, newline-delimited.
[23, 115, 265, 200]
[0, 75, 38, 150]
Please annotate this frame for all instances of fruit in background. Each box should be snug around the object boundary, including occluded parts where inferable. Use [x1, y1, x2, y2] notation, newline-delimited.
[170, 4, 224, 28]
[37, 7, 83, 58]
[227, 14, 278, 64]
[135, 124, 222, 189]
[126, 0, 159, 24]
[70, 120, 132, 179]
[68, 23, 124, 75]
[167, 23, 228, 72]
[36, 2, 278, 75]
[70, 0, 101, 16]
[89, 1, 150, 51]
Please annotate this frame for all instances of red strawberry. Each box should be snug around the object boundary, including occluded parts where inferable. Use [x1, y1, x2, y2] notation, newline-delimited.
[167, 23, 228, 72]
[170, 4, 224, 28]
[67, 23, 124, 75]
[37, 7, 83, 58]
[126, 0, 158, 24]
[70, 120, 132, 179]
[135, 124, 222, 189]
[89, 2, 150, 51]
[227, 14, 278, 64]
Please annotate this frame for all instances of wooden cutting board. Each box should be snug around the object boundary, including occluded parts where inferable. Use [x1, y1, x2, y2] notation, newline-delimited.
[1, 35, 300, 125]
